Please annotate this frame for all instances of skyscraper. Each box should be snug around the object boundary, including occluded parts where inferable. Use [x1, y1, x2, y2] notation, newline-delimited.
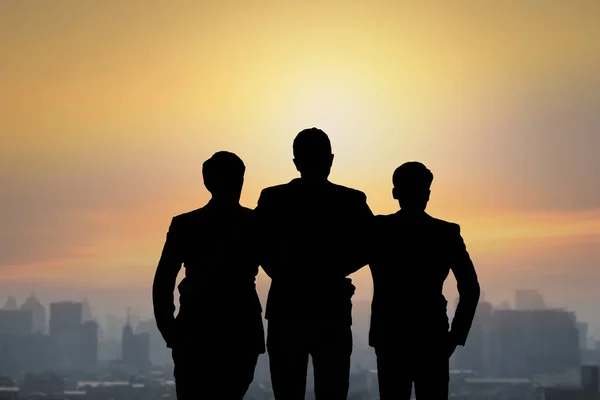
[122, 310, 134, 362]
[3, 296, 18, 310]
[122, 309, 151, 372]
[490, 308, 580, 377]
[49, 302, 82, 337]
[82, 298, 93, 322]
[49, 302, 83, 367]
[0, 309, 33, 335]
[515, 289, 546, 310]
[81, 320, 99, 368]
[136, 319, 171, 367]
[21, 294, 46, 334]
[577, 322, 589, 350]
[455, 300, 494, 374]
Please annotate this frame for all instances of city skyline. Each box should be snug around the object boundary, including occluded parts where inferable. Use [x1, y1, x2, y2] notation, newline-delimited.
[1, 287, 597, 340]
[2, 287, 599, 400]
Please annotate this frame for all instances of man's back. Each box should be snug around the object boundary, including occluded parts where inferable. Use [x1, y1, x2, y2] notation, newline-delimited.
[369, 210, 479, 347]
[256, 178, 372, 323]
[159, 201, 264, 351]
[173, 202, 262, 316]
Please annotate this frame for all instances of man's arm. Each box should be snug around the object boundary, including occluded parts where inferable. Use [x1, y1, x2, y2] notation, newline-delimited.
[449, 224, 481, 347]
[341, 192, 375, 276]
[254, 189, 277, 278]
[152, 217, 183, 348]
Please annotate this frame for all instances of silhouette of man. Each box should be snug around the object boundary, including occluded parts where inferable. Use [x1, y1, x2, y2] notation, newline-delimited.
[152, 151, 265, 400]
[255, 128, 373, 400]
[369, 162, 480, 399]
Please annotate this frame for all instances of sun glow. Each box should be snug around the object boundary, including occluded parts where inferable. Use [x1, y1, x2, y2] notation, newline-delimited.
[270, 67, 401, 169]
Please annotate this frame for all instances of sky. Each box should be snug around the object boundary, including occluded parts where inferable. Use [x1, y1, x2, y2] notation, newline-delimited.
[1, 1, 599, 329]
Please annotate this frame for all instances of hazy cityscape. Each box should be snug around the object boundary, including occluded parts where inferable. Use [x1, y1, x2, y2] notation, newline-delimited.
[0, 285, 599, 400]
[2, 3, 599, 399]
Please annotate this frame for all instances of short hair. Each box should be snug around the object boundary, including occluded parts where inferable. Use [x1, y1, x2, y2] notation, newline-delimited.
[202, 151, 245, 192]
[392, 162, 433, 190]
[293, 128, 332, 159]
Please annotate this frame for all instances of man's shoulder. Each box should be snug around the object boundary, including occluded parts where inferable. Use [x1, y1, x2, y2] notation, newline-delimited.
[259, 180, 367, 205]
[259, 183, 291, 200]
[427, 215, 461, 233]
[171, 206, 208, 227]
[175, 205, 254, 217]
[329, 182, 367, 202]
[174, 206, 204, 219]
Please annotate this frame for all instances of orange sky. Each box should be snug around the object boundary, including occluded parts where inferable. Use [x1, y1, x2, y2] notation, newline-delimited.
[1, 1, 599, 323]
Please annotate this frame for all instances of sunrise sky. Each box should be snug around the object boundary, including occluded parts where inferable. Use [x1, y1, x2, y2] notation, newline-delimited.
[1, 2, 599, 328]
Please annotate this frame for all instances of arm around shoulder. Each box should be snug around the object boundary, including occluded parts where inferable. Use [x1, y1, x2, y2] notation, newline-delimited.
[341, 190, 375, 276]
[353, 190, 374, 220]
[255, 188, 269, 212]
[254, 188, 277, 278]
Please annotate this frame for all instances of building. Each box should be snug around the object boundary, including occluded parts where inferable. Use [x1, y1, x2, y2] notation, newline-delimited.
[530, 309, 580, 374]
[20, 372, 66, 397]
[582, 366, 600, 392]
[122, 312, 151, 372]
[577, 322, 590, 350]
[134, 332, 151, 370]
[490, 308, 580, 377]
[135, 319, 171, 367]
[455, 300, 494, 374]
[452, 377, 535, 399]
[0, 334, 53, 375]
[80, 321, 99, 368]
[0, 309, 33, 336]
[49, 302, 82, 337]
[49, 302, 83, 368]
[20, 294, 46, 335]
[497, 300, 512, 310]
[105, 314, 125, 341]
[542, 365, 600, 399]
[543, 387, 600, 400]
[515, 289, 546, 310]
[351, 300, 375, 370]
[81, 298, 93, 322]
[3, 298, 17, 311]
[0, 377, 18, 400]
[582, 348, 600, 366]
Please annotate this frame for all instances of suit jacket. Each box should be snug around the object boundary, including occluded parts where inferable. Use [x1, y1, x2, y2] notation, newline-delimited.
[255, 178, 373, 325]
[152, 200, 265, 353]
[368, 210, 480, 348]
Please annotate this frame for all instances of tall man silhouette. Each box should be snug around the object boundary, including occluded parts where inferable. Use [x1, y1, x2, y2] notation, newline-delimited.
[255, 128, 373, 400]
[369, 162, 480, 399]
[153, 151, 265, 400]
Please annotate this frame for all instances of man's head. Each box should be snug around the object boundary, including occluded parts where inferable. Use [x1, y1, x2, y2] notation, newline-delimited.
[292, 128, 334, 180]
[202, 151, 245, 201]
[392, 161, 434, 211]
